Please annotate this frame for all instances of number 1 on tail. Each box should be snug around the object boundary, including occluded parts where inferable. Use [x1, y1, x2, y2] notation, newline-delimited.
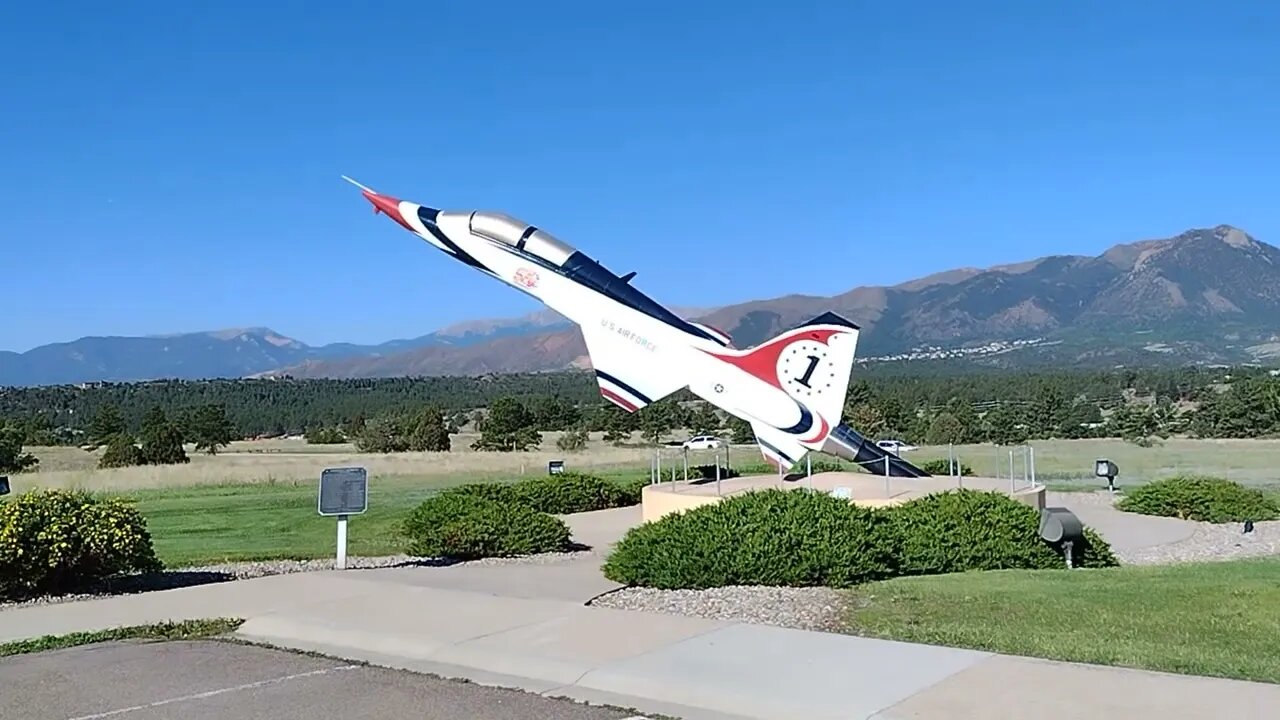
[796, 355, 820, 388]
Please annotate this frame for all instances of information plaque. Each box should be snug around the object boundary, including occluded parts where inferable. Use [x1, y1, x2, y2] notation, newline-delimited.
[318, 466, 368, 517]
[318, 467, 367, 570]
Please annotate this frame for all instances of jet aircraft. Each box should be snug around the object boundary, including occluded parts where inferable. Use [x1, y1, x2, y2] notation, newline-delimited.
[345, 177, 928, 478]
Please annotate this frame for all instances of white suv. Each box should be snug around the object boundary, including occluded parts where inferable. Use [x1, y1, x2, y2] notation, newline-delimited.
[876, 439, 917, 454]
[682, 435, 722, 450]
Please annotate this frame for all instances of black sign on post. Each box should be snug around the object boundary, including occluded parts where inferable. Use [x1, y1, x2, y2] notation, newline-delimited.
[319, 467, 368, 516]
[548, 460, 564, 475]
[319, 467, 367, 571]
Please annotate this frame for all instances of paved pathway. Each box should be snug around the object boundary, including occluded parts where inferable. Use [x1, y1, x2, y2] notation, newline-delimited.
[2, 640, 648, 720]
[354, 506, 640, 602]
[356, 555, 622, 602]
[3, 571, 1276, 719]
[1045, 491, 1198, 552]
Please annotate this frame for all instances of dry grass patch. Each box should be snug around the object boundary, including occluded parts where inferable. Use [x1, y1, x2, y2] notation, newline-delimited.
[18, 432, 661, 493]
[909, 437, 1280, 489]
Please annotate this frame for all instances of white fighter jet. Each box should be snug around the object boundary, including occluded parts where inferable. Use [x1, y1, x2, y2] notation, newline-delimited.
[346, 177, 928, 477]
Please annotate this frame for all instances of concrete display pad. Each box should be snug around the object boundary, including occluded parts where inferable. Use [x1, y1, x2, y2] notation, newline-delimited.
[641, 470, 1045, 522]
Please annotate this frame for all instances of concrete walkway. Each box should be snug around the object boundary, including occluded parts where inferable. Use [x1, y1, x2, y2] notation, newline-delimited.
[357, 553, 621, 603]
[354, 506, 640, 602]
[2, 571, 1277, 720]
[1045, 491, 1198, 553]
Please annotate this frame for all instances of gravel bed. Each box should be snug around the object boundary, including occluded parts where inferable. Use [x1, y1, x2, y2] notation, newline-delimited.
[0, 550, 595, 611]
[1046, 489, 1280, 565]
[1044, 489, 1126, 507]
[1119, 520, 1280, 565]
[590, 585, 850, 632]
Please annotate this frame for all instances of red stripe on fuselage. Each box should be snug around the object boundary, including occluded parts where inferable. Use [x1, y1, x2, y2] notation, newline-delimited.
[600, 387, 638, 412]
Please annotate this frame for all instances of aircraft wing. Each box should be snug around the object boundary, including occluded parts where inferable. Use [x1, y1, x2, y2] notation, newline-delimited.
[582, 322, 685, 412]
[750, 419, 809, 470]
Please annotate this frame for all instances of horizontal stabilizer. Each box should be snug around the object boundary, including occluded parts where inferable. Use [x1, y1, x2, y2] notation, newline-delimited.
[751, 419, 809, 470]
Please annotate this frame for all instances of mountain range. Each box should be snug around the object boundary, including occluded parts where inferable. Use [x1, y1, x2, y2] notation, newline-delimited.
[5, 224, 1280, 387]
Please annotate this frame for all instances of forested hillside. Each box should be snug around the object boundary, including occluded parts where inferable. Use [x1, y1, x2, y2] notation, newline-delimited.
[3, 364, 1278, 450]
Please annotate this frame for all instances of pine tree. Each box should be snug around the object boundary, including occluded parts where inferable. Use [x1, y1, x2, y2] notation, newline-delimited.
[84, 405, 125, 450]
[188, 404, 236, 455]
[141, 405, 168, 436]
[844, 381, 873, 413]
[354, 415, 409, 453]
[99, 432, 144, 469]
[471, 396, 541, 451]
[139, 407, 189, 465]
[405, 406, 451, 452]
[0, 424, 39, 473]
[944, 397, 981, 443]
[983, 405, 1028, 446]
[686, 402, 722, 435]
[638, 400, 679, 445]
[726, 415, 754, 444]
[600, 405, 638, 444]
[1030, 386, 1069, 438]
[846, 403, 886, 439]
[924, 412, 966, 446]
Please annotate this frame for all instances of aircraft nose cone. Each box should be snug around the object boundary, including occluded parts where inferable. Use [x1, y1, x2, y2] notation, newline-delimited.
[363, 189, 400, 215]
[362, 190, 415, 232]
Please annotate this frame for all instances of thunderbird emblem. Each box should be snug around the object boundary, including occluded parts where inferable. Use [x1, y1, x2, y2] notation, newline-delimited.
[514, 268, 539, 288]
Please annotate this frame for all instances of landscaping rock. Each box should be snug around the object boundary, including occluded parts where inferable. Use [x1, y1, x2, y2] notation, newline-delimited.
[590, 585, 850, 632]
[1120, 519, 1280, 565]
[0, 550, 595, 610]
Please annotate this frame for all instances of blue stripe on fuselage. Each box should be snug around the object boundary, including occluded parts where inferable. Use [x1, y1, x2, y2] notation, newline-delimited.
[777, 402, 814, 436]
[595, 369, 654, 405]
[757, 436, 796, 465]
[480, 241, 729, 347]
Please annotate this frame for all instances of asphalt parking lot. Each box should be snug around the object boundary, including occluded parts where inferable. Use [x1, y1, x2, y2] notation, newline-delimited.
[1, 639, 652, 720]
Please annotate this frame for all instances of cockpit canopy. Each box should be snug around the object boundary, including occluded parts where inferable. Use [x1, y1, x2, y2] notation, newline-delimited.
[468, 211, 575, 266]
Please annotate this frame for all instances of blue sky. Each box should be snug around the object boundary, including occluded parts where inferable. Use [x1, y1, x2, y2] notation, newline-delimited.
[3, 1, 1278, 352]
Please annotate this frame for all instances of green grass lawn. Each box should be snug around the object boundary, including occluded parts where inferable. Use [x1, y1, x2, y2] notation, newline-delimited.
[844, 558, 1280, 684]
[124, 479, 440, 566]
[0, 619, 244, 657]
[112, 469, 649, 567]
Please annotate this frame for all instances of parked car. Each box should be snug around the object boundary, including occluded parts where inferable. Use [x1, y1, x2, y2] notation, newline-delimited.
[682, 435, 723, 450]
[875, 439, 917, 454]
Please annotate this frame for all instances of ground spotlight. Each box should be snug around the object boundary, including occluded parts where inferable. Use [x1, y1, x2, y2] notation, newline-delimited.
[1095, 458, 1119, 493]
[1039, 506, 1084, 568]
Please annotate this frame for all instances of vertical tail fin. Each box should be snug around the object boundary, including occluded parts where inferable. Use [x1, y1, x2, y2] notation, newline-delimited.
[712, 312, 861, 426]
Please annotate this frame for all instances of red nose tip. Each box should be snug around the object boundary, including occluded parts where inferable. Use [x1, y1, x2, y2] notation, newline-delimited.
[362, 190, 415, 232]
